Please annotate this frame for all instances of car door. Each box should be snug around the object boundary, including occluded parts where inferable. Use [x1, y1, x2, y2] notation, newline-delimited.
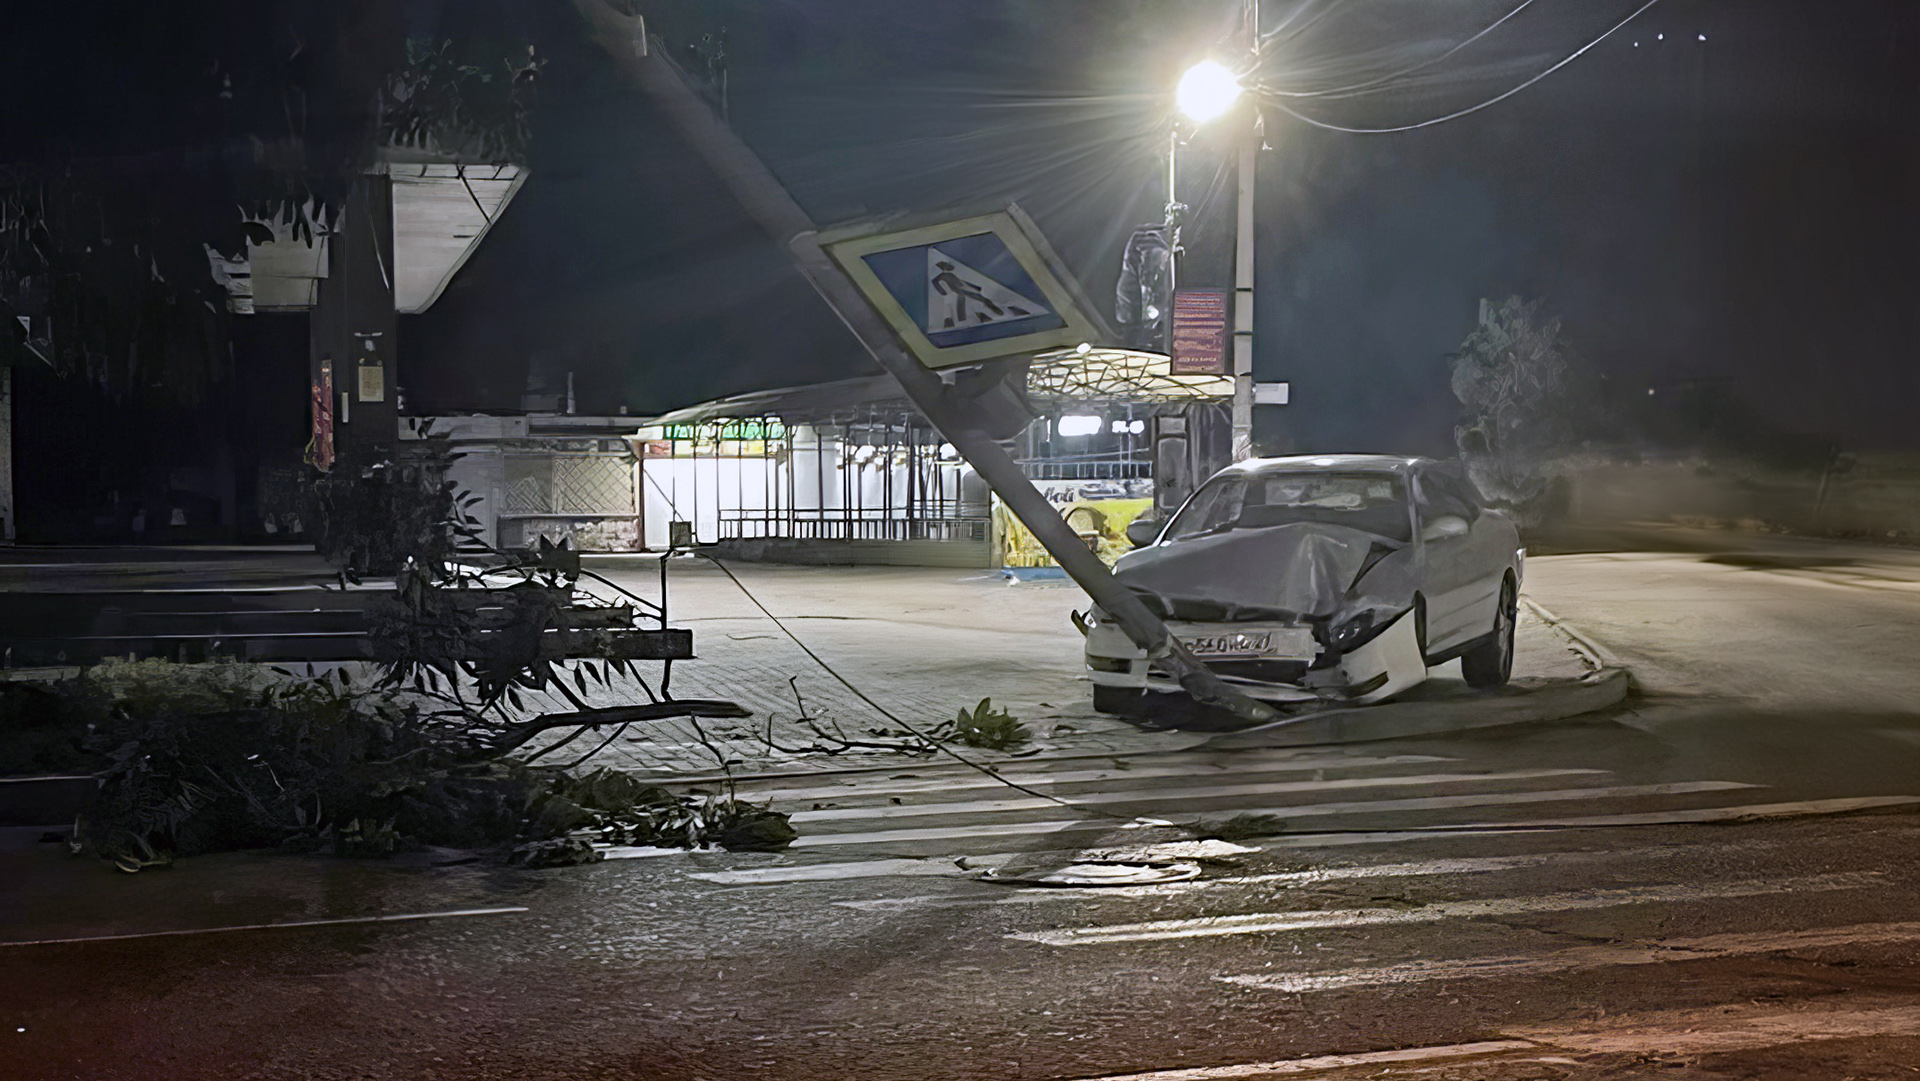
[1415, 467, 1506, 652]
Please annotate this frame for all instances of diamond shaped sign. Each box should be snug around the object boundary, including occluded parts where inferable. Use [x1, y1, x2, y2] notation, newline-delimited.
[822, 208, 1104, 369]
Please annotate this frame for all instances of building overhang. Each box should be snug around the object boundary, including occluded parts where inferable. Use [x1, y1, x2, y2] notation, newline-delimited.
[642, 347, 1229, 434]
[388, 159, 527, 314]
[213, 154, 527, 316]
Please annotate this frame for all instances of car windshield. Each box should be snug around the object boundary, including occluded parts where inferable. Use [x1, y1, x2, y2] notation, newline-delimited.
[1164, 472, 1411, 542]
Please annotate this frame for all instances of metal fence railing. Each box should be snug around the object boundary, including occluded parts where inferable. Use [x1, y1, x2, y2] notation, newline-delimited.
[719, 513, 989, 543]
[1018, 457, 1153, 481]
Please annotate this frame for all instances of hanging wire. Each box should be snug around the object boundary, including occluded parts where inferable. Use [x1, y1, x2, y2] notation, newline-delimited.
[1260, 0, 1540, 100]
[1265, 0, 1661, 134]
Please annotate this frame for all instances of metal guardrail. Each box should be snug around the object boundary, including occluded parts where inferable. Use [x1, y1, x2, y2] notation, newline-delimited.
[1018, 459, 1153, 481]
[718, 514, 989, 543]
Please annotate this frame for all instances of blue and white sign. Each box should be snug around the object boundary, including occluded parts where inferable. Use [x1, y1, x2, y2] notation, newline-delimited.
[822, 209, 1103, 369]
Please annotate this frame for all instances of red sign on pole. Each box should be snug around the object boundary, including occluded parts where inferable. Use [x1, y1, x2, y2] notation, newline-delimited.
[305, 358, 335, 472]
[1169, 289, 1228, 375]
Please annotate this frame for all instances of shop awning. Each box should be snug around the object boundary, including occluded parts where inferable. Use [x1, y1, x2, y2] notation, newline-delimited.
[645, 347, 1228, 429]
[1026, 346, 1232, 403]
[647, 375, 911, 428]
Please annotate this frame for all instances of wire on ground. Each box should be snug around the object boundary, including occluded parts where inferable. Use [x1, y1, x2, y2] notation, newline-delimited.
[696, 552, 1142, 822]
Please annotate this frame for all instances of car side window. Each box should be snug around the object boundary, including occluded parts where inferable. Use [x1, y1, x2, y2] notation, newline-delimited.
[1417, 470, 1479, 525]
[1164, 476, 1246, 541]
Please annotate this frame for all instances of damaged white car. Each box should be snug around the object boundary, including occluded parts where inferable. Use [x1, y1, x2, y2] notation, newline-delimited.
[1084, 455, 1523, 714]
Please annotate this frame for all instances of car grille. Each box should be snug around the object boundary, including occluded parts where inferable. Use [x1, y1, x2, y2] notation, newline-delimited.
[1152, 659, 1309, 684]
[1129, 589, 1301, 624]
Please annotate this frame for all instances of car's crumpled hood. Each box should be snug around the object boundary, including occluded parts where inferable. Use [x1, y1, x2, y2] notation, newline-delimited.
[1114, 521, 1407, 618]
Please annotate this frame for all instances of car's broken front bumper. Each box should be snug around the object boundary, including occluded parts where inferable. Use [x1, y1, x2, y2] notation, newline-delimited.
[1084, 607, 1426, 706]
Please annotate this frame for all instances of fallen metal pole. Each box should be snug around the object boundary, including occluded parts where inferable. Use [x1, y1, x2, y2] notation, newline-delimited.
[574, 0, 1276, 724]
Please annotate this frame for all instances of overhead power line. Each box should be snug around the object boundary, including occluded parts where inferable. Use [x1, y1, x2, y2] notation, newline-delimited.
[1266, 0, 1661, 134]
[1261, 0, 1539, 100]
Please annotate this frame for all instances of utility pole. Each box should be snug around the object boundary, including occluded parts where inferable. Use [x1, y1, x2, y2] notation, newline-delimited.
[1230, 0, 1260, 462]
[571, 0, 1277, 726]
[1163, 125, 1183, 357]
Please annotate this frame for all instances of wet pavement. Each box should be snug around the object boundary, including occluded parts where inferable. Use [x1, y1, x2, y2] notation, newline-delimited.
[4, 812, 1918, 1079]
[4, 531, 1920, 1078]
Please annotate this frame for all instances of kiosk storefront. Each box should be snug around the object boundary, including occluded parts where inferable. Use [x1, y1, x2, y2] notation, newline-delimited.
[632, 348, 1229, 567]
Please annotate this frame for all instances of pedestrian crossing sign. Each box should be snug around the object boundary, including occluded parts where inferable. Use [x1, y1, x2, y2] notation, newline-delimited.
[822, 208, 1106, 369]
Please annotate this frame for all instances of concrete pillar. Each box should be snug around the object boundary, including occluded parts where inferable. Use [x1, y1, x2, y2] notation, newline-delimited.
[310, 173, 398, 460]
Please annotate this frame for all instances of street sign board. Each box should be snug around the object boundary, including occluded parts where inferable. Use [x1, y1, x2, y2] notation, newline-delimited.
[1170, 289, 1228, 375]
[1253, 381, 1291, 405]
[822, 210, 1104, 369]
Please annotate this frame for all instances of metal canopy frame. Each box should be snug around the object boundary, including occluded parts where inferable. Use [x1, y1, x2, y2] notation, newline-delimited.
[1026, 347, 1233, 405]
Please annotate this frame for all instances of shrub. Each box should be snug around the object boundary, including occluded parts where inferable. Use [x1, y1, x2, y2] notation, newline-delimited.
[67, 660, 545, 867]
[301, 422, 474, 579]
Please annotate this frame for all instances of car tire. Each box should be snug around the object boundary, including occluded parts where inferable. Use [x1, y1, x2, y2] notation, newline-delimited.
[1092, 685, 1146, 716]
[1461, 577, 1516, 689]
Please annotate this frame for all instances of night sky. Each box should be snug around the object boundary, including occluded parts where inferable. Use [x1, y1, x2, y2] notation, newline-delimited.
[400, 0, 1920, 454]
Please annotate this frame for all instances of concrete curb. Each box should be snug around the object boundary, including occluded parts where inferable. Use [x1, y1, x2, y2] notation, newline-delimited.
[1521, 595, 1620, 669]
[1197, 667, 1633, 750]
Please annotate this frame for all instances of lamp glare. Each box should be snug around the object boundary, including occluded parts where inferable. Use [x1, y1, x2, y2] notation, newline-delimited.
[1177, 60, 1241, 123]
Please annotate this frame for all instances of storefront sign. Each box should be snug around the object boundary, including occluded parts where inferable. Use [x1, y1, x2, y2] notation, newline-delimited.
[996, 479, 1154, 569]
[658, 419, 787, 442]
[1170, 289, 1228, 375]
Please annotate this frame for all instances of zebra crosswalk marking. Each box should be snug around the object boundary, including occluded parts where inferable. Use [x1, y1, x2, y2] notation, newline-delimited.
[1436, 794, 1920, 830]
[788, 781, 1758, 850]
[788, 769, 1607, 822]
[828, 848, 1771, 910]
[736, 754, 1455, 803]
[1076, 1005, 1920, 1080]
[1218, 920, 1920, 993]
[1008, 873, 1880, 945]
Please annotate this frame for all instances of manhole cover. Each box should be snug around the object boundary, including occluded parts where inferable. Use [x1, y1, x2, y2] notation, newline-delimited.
[981, 860, 1203, 888]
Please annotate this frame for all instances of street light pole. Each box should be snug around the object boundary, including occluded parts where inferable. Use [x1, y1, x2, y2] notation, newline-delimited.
[1230, 132, 1256, 462]
[1231, 0, 1260, 462]
[1176, 0, 1262, 462]
[1164, 125, 1180, 357]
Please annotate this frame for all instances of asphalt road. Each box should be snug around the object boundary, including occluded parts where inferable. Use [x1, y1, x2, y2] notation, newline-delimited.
[5, 530, 1920, 1080]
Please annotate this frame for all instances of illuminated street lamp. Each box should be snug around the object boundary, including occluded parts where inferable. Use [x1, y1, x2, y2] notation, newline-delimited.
[1176, 60, 1241, 124]
[1171, 18, 1264, 463]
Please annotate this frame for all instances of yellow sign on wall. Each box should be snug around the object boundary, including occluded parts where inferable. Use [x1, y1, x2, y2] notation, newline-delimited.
[996, 480, 1154, 568]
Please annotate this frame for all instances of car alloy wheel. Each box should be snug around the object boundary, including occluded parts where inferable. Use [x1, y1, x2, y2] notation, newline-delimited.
[1461, 577, 1516, 689]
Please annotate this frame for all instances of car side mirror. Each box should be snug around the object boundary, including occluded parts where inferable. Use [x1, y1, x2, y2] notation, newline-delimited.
[1125, 518, 1162, 548]
[1421, 514, 1470, 542]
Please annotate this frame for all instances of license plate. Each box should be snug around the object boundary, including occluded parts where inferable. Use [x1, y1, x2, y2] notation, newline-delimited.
[1179, 626, 1315, 659]
[1182, 630, 1274, 657]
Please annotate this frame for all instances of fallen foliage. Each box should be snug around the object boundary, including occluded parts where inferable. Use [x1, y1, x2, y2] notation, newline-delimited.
[937, 697, 1031, 751]
[9, 660, 793, 869]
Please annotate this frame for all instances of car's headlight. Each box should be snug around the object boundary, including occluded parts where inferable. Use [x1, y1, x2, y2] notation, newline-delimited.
[1329, 610, 1378, 651]
[1328, 605, 1413, 653]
